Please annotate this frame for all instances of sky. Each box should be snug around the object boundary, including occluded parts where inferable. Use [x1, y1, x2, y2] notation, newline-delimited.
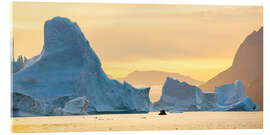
[12, 2, 263, 81]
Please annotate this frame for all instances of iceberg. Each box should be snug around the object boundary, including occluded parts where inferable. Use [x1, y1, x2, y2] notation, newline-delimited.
[152, 77, 258, 112]
[199, 92, 219, 111]
[215, 80, 246, 106]
[12, 92, 90, 116]
[62, 96, 89, 115]
[12, 55, 28, 73]
[215, 80, 259, 111]
[152, 77, 218, 112]
[12, 92, 48, 117]
[12, 16, 151, 116]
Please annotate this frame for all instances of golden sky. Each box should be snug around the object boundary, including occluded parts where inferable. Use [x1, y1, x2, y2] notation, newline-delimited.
[12, 2, 263, 81]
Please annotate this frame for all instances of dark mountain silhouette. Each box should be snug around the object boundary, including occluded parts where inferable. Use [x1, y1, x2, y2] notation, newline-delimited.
[200, 27, 263, 110]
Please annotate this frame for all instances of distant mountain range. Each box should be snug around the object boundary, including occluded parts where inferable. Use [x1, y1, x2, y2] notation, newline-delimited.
[200, 27, 263, 110]
[116, 70, 204, 86]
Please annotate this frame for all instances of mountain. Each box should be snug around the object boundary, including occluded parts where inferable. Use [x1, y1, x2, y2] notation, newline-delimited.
[117, 70, 203, 86]
[12, 17, 151, 116]
[152, 77, 258, 112]
[199, 27, 263, 110]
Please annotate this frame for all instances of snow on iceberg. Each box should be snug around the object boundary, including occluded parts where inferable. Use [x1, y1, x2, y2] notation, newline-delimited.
[152, 77, 258, 112]
[12, 16, 151, 116]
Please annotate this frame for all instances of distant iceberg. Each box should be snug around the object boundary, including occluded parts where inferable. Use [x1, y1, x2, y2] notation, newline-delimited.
[12, 17, 151, 117]
[215, 80, 259, 111]
[152, 77, 258, 112]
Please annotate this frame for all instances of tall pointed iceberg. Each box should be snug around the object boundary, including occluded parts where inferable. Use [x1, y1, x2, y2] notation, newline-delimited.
[12, 17, 151, 116]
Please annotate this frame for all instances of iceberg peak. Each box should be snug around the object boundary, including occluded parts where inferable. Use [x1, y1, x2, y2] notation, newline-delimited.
[12, 16, 151, 116]
[42, 17, 92, 59]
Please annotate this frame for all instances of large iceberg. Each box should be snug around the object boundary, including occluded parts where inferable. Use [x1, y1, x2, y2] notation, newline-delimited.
[12, 17, 151, 117]
[152, 77, 258, 112]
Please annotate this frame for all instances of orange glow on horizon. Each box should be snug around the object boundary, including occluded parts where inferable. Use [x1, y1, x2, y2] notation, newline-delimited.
[12, 2, 263, 81]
